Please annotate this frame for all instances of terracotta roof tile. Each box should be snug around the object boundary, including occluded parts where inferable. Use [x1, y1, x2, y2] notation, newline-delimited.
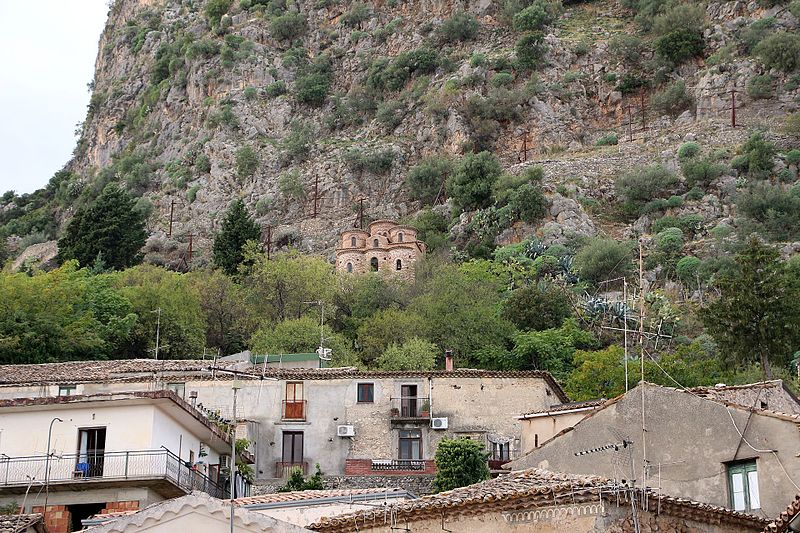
[519, 398, 606, 418]
[0, 514, 44, 533]
[308, 468, 768, 532]
[234, 488, 407, 506]
[763, 494, 800, 533]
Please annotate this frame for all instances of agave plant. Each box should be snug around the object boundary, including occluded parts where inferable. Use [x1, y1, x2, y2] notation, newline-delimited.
[525, 239, 547, 260]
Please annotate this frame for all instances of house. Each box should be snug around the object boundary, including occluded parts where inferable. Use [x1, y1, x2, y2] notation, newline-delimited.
[0, 514, 48, 533]
[335, 220, 426, 279]
[506, 382, 800, 518]
[307, 468, 768, 532]
[0, 391, 247, 533]
[78, 491, 308, 532]
[234, 487, 414, 528]
[0, 359, 566, 490]
[764, 494, 800, 533]
[517, 399, 605, 454]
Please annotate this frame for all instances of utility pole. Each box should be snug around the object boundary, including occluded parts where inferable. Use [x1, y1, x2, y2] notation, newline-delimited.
[153, 308, 162, 361]
[520, 130, 530, 162]
[640, 92, 646, 132]
[638, 240, 647, 497]
[168, 200, 176, 238]
[43, 417, 63, 527]
[627, 102, 633, 142]
[623, 279, 629, 392]
[312, 175, 319, 219]
[187, 233, 194, 264]
[730, 87, 737, 128]
[230, 380, 241, 533]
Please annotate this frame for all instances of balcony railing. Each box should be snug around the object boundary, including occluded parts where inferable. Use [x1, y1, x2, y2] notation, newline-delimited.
[282, 400, 307, 421]
[0, 449, 228, 499]
[371, 459, 426, 471]
[389, 397, 430, 419]
[275, 461, 308, 478]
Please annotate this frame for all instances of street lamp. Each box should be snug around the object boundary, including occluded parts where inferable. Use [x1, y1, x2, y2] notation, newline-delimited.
[43, 417, 63, 521]
[230, 380, 241, 533]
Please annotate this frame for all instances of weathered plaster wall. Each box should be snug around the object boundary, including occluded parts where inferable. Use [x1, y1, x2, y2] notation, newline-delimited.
[520, 410, 593, 454]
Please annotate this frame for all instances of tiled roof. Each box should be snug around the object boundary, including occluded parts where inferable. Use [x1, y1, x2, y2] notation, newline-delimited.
[0, 361, 568, 402]
[518, 398, 606, 418]
[308, 468, 768, 532]
[0, 514, 45, 533]
[764, 494, 800, 533]
[688, 380, 784, 395]
[234, 488, 408, 506]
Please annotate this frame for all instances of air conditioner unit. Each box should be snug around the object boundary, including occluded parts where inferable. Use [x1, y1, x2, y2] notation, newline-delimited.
[430, 417, 448, 430]
[337, 425, 356, 437]
[219, 455, 230, 469]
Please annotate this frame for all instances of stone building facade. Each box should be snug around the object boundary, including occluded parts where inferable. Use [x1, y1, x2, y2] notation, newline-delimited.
[335, 220, 426, 280]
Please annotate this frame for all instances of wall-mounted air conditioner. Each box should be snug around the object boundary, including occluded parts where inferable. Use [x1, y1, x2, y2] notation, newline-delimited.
[337, 425, 356, 437]
[430, 417, 448, 430]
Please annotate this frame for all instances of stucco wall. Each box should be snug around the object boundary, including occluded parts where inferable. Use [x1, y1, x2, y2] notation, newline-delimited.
[520, 411, 592, 454]
[510, 384, 800, 518]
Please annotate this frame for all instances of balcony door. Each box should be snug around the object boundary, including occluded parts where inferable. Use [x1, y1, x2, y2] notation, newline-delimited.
[400, 385, 418, 417]
[284, 382, 305, 420]
[77, 428, 106, 477]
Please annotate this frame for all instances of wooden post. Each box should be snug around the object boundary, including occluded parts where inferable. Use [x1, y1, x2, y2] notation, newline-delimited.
[627, 102, 633, 142]
[168, 200, 176, 238]
[731, 88, 737, 128]
[312, 175, 319, 219]
[640, 91, 646, 132]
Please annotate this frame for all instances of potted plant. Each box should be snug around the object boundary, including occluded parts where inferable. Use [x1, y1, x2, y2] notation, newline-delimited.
[419, 400, 430, 418]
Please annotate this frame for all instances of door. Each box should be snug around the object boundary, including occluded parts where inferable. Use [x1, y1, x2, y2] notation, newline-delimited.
[284, 382, 305, 419]
[282, 431, 304, 474]
[401, 385, 418, 417]
[77, 428, 106, 477]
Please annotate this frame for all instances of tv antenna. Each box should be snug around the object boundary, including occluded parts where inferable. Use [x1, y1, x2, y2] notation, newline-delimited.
[304, 301, 332, 362]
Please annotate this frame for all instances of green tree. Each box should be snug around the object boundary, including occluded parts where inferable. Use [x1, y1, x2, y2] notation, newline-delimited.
[574, 238, 634, 284]
[250, 316, 354, 365]
[235, 146, 260, 179]
[278, 464, 324, 492]
[188, 269, 251, 355]
[511, 319, 597, 379]
[501, 283, 572, 331]
[212, 200, 261, 275]
[357, 309, 426, 366]
[406, 156, 453, 205]
[433, 438, 490, 492]
[515, 31, 547, 70]
[446, 151, 503, 212]
[376, 337, 438, 370]
[565, 345, 628, 401]
[57, 184, 147, 270]
[702, 238, 800, 378]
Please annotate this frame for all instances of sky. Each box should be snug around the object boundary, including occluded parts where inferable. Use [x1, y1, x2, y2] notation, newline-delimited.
[0, 1, 109, 195]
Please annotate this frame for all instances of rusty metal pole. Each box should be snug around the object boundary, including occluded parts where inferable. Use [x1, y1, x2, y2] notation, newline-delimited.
[731, 88, 737, 128]
[312, 175, 319, 219]
[266, 225, 272, 260]
[640, 92, 646, 132]
[521, 131, 529, 162]
[187, 233, 193, 264]
[168, 200, 176, 238]
[627, 102, 633, 142]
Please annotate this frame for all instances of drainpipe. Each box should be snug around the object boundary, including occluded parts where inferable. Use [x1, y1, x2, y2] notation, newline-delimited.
[428, 377, 433, 420]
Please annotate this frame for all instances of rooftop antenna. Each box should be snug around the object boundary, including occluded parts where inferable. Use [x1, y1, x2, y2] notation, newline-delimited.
[304, 301, 332, 362]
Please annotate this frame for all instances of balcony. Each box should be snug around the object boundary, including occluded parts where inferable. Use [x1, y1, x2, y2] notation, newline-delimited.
[389, 396, 430, 423]
[371, 459, 426, 471]
[275, 461, 308, 478]
[282, 400, 307, 421]
[0, 450, 229, 499]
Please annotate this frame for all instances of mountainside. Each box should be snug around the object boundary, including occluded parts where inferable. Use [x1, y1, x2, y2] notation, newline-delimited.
[1, 0, 799, 266]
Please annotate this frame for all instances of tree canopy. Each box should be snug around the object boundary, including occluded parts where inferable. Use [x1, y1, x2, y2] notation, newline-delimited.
[212, 199, 261, 275]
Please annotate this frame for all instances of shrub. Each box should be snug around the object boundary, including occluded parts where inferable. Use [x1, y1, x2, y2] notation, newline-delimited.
[616, 164, 679, 217]
[376, 337, 438, 370]
[341, 2, 370, 27]
[655, 28, 704, 65]
[747, 75, 773, 99]
[685, 186, 705, 201]
[433, 438, 490, 492]
[740, 17, 776, 53]
[187, 184, 201, 203]
[366, 49, 439, 92]
[792, 0, 800, 19]
[574, 238, 634, 283]
[344, 149, 395, 174]
[614, 73, 647, 95]
[655, 227, 684, 255]
[491, 72, 514, 87]
[282, 120, 314, 162]
[195, 154, 211, 173]
[651, 81, 693, 117]
[508, 183, 548, 223]
[515, 32, 547, 70]
[278, 170, 307, 201]
[737, 182, 800, 241]
[787, 150, 800, 166]
[469, 52, 487, 67]
[255, 196, 274, 215]
[677, 142, 700, 160]
[406, 157, 453, 205]
[265, 80, 287, 97]
[737, 133, 776, 179]
[676, 256, 703, 288]
[270, 12, 307, 41]
[205, 0, 232, 25]
[235, 146, 259, 179]
[438, 11, 479, 43]
[375, 99, 406, 129]
[754, 32, 800, 72]
[609, 35, 646, 66]
[574, 41, 590, 56]
[295, 72, 331, 106]
[682, 157, 725, 188]
[784, 113, 800, 138]
[651, 3, 705, 36]
[447, 151, 503, 212]
[502, 283, 572, 331]
[513, 3, 552, 32]
[596, 133, 618, 146]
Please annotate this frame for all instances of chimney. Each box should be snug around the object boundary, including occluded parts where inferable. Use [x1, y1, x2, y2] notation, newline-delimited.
[445, 350, 454, 372]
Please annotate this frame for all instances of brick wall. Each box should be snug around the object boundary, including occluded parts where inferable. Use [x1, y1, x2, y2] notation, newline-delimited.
[32, 505, 69, 533]
[344, 459, 436, 475]
[101, 500, 140, 514]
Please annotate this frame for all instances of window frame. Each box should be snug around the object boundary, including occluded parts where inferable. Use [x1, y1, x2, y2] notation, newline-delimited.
[357, 383, 375, 403]
[395, 259, 402, 271]
[398, 429, 422, 460]
[727, 460, 760, 512]
[166, 382, 186, 399]
[58, 385, 77, 397]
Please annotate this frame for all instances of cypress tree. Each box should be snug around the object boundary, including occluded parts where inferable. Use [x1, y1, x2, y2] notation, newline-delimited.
[212, 199, 260, 275]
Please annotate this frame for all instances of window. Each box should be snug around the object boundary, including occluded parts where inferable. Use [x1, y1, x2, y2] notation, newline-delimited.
[284, 382, 305, 420]
[491, 442, 510, 461]
[728, 460, 760, 511]
[400, 385, 418, 417]
[357, 383, 374, 403]
[282, 431, 304, 463]
[346, 262, 353, 273]
[373, 238, 379, 247]
[166, 382, 185, 399]
[58, 385, 77, 397]
[395, 259, 402, 271]
[398, 429, 422, 460]
[350, 236, 357, 247]
[370, 257, 379, 271]
[398, 232, 404, 242]
[76, 428, 106, 477]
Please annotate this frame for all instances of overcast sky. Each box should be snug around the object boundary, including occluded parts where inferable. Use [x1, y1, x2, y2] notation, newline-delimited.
[0, 1, 108, 195]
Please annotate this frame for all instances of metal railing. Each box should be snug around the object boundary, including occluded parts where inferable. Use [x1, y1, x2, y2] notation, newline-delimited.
[0, 449, 228, 499]
[282, 400, 307, 420]
[371, 459, 427, 471]
[275, 461, 308, 478]
[389, 397, 430, 418]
